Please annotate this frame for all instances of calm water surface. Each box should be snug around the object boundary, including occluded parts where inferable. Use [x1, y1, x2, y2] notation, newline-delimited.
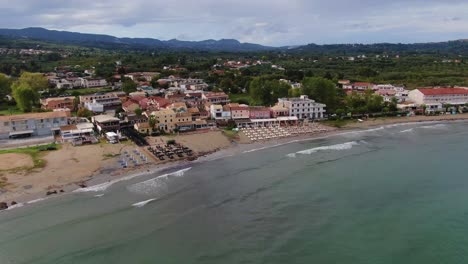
[1, 122, 468, 264]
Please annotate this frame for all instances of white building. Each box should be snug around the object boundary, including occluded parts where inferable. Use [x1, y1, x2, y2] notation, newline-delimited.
[408, 88, 468, 108]
[277, 95, 326, 119]
[210, 104, 223, 119]
[0, 111, 70, 139]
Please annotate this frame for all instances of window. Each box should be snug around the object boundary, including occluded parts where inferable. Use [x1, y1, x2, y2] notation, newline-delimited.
[4, 122, 9, 126]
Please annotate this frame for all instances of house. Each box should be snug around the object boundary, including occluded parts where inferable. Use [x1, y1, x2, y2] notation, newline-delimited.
[249, 106, 271, 119]
[122, 100, 140, 113]
[134, 122, 154, 134]
[80, 78, 107, 88]
[408, 87, 468, 111]
[184, 92, 204, 107]
[149, 109, 176, 133]
[202, 92, 230, 104]
[92, 115, 120, 133]
[276, 95, 326, 119]
[125, 72, 160, 82]
[270, 105, 289, 117]
[169, 102, 188, 113]
[40, 96, 76, 111]
[228, 104, 250, 120]
[222, 105, 232, 120]
[79, 93, 122, 108]
[59, 122, 95, 142]
[187, 107, 201, 120]
[0, 111, 71, 139]
[210, 104, 223, 119]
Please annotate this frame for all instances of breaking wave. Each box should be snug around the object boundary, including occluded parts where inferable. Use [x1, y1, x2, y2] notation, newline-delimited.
[127, 167, 192, 194]
[287, 141, 359, 157]
[400, 128, 414, 133]
[132, 198, 156, 208]
[420, 124, 446, 129]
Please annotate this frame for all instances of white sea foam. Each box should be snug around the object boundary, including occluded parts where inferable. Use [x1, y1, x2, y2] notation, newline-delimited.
[243, 140, 299, 154]
[420, 124, 446, 129]
[287, 141, 359, 157]
[339, 126, 384, 137]
[94, 194, 105, 198]
[286, 153, 296, 158]
[400, 128, 414, 133]
[26, 197, 49, 204]
[73, 169, 165, 193]
[127, 167, 192, 194]
[132, 198, 156, 208]
[6, 203, 24, 210]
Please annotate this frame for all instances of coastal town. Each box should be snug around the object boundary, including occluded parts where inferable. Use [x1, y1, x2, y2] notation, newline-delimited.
[1, 59, 468, 209]
[2, 60, 468, 207]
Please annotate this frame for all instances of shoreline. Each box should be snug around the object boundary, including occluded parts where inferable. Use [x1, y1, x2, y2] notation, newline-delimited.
[2, 115, 468, 209]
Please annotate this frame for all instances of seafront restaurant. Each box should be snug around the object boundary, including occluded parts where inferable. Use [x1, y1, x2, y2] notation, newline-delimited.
[59, 122, 97, 144]
[235, 116, 299, 128]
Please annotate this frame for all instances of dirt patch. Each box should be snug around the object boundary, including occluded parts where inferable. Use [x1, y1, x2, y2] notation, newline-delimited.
[0, 153, 34, 171]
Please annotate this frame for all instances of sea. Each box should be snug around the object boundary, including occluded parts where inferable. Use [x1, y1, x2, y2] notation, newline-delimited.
[1, 121, 468, 264]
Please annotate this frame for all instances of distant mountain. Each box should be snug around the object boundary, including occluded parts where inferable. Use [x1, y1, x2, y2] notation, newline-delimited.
[0, 27, 274, 52]
[293, 41, 468, 55]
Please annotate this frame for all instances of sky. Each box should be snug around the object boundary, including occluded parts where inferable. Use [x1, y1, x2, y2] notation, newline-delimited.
[0, 0, 467, 46]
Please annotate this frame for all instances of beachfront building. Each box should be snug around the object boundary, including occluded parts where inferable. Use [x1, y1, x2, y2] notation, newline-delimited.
[210, 104, 223, 119]
[124, 72, 160, 82]
[0, 111, 71, 139]
[249, 106, 271, 119]
[229, 104, 250, 120]
[270, 105, 289, 117]
[408, 88, 468, 108]
[92, 115, 120, 133]
[276, 95, 326, 119]
[150, 109, 176, 133]
[40, 96, 76, 111]
[59, 122, 96, 143]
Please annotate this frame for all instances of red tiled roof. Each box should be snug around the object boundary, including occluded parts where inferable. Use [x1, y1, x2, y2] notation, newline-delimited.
[418, 88, 468, 96]
[354, 82, 373, 86]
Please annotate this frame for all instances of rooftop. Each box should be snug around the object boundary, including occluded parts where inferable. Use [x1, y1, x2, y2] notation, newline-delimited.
[418, 88, 468, 96]
[0, 110, 71, 122]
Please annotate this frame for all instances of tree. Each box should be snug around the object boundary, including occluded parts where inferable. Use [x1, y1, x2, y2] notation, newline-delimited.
[77, 108, 93, 118]
[219, 78, 234, 93]
[148, 115, 156, 130]
[249, 77, 289, 106]
[0, 73, 11, 100]
[12, 72, 48, 92]
[12, 83, 38, 112]
[135, 108, 143, 116]
[301, 77, 341, 112]
[122, 80, 137, 94]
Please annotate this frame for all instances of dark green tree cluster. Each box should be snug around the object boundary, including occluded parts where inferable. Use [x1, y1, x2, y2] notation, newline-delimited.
[249, 77, 290, 105]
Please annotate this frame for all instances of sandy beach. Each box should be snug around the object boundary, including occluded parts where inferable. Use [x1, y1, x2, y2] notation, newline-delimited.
[2, 114, 468, 206]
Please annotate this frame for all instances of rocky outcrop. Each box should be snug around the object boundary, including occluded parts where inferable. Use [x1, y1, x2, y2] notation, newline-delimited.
[0, 202, 8, 210]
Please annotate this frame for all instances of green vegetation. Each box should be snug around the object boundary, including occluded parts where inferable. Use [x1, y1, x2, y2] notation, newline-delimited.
[0, 106, 23, 116]
[320, 119, 355, 128]
[69, 87, 114, 96]
[0, 143, 59, 172]
[223, 128, 239, 140]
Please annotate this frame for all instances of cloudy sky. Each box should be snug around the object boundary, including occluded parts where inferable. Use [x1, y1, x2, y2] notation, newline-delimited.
[0, 0, 467, 46]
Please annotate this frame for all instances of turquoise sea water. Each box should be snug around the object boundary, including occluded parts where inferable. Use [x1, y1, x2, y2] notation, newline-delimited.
[1, 122, 468, 263]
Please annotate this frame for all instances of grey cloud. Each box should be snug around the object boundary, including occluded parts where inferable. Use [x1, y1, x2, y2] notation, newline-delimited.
[0, 0, 466, 45]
